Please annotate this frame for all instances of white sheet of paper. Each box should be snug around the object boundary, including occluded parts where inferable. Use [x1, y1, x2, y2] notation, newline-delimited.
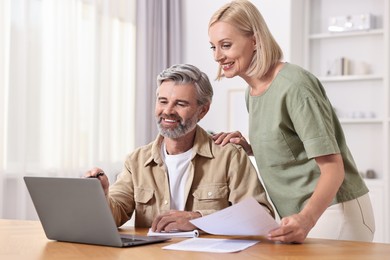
[147, 228, 199, 238]
[190, 197, 279, 236]
[162, 238, 259, 253]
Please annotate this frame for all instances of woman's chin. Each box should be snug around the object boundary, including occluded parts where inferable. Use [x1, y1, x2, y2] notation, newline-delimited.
[223, 72, 236, 78]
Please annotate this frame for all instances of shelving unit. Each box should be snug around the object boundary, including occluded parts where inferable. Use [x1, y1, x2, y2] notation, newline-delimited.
[303, 0, 389, 243]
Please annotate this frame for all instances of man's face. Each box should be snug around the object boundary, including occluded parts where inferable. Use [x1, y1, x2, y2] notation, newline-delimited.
[155, 80, 206, 139]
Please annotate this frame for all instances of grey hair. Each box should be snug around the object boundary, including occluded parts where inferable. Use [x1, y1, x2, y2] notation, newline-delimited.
[156, 64, 213, 105]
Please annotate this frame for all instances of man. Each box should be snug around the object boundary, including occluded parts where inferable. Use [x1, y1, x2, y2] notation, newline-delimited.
[86, 64, 274, 232]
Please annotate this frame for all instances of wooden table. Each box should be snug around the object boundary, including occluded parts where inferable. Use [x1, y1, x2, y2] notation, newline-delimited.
[1, 219, 390, 260]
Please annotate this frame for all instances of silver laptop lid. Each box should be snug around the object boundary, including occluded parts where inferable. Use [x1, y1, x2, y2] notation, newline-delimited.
[24, 176, 127, 247]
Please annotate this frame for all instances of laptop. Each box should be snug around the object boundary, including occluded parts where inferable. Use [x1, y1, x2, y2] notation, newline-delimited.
[24, 176, 170, 247]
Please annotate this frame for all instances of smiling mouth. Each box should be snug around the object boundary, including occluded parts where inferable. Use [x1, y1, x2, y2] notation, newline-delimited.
[163, 118, 178, 123]
[221, 62, 234, 70]
[160, 117, 181, 125]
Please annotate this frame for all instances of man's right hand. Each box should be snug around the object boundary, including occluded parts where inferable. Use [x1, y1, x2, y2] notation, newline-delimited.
[84, 167, 110, 196]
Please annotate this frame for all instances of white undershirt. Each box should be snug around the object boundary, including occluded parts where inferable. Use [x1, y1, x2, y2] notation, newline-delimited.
[162, 143, 192, 210]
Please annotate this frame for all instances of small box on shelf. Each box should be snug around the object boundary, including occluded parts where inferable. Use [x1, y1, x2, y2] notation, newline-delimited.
[326, 57, 371, 77]
[328, 14, 375, 33]
[360, 169, 378, 179]
[326, 57, 350, 76]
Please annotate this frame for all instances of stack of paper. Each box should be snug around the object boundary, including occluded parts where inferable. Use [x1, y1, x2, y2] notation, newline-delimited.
[163, 238, 259, 253]
[190, 197, 279, 236]
[153, 197, 279, 253]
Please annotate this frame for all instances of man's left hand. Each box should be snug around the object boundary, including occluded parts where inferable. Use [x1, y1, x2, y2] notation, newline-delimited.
[151, 210, 201, 232]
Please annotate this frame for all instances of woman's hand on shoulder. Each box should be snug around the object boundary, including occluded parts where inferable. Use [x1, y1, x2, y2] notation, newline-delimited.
[212, 131, 253, 156]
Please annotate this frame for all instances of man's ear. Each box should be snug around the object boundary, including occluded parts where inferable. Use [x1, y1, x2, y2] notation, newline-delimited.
[197, 103, 210, 122]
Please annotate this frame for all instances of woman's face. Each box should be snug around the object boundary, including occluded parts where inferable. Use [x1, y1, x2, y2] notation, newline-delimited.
[209, 21, 256, 78]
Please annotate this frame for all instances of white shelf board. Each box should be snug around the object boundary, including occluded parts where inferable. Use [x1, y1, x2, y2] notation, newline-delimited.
[309, 29, 384, 40]
[318, 75, 383, 82]
[339, 118, 383, 124]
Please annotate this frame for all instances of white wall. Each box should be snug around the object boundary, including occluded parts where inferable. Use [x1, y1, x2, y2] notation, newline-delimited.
[182, 0, 301, 134]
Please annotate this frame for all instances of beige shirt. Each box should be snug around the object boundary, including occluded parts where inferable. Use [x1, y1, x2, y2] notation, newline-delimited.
[108, 126, 274, 227]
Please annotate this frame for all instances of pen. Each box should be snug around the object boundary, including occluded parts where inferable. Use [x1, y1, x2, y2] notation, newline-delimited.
[88, 172, 105, 178]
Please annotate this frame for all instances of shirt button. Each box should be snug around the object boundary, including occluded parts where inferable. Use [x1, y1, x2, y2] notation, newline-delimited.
[207, 192, 213, 197]
[164, 200, 168, 205]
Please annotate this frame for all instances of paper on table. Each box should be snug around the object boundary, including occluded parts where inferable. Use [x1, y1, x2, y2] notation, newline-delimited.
[162, 237, 259, 253]
[190, 197, 279, 236]
[147, 228, 199, 238]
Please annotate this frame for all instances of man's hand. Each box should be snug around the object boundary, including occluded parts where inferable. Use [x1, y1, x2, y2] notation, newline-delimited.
[151, 210, 201, 232]
[84, 167, 110, 196]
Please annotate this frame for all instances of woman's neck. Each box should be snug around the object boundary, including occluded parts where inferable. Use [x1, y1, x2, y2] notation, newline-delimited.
[246, 62, 284, 96]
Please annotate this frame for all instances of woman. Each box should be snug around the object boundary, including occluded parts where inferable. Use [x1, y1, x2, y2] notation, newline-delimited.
[208, 0, 375, 243]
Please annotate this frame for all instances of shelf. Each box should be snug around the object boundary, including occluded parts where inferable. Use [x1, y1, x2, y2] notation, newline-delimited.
[339, 118, 383, 124]
[318, 74, 383, 82]
[309, 29, 384, 40]
[304, 0, 389, 243]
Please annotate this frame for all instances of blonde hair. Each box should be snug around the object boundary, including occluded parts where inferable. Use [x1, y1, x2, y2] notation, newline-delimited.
[209, 0, 283, 80]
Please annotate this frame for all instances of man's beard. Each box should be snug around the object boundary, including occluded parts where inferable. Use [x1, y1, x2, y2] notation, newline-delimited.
[156, 114, 197, 139]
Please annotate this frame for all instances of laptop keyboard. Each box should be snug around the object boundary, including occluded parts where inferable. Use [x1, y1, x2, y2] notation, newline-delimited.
[121, 237, 144, 243]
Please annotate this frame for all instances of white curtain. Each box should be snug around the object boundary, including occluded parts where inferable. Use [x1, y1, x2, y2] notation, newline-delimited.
[0, 0, 136, 220]
[135, 0, 183, 146]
